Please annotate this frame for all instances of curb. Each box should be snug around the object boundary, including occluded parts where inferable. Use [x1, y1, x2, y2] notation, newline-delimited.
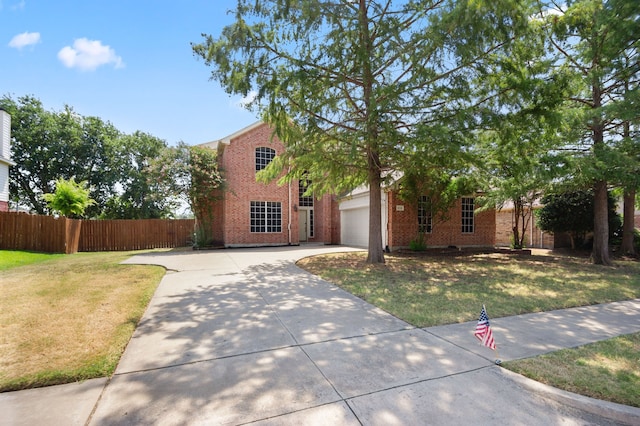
[499, 367, 640, 426]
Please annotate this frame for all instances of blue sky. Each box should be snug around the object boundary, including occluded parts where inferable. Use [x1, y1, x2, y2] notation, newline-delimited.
[1, 0, 258, 145]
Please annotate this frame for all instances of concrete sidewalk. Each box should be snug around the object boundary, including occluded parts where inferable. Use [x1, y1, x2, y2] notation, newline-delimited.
[2, 246, 639, 425]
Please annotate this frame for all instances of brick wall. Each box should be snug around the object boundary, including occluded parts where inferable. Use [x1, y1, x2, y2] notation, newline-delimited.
[0, 201, 7, 212]
[210, 188, 225, 245]
[495, 208, 554, 249]
[217, 123, 293, 246]
[387, 191, 496, 250]
[211, 122, 339, 247]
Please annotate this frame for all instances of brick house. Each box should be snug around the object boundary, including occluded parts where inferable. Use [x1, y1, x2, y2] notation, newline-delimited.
[340, 185, 497, 250]
[494, 203, 554, 249]
[199, 122, 340, 247]
[200, 121, 637, 251]
[386, 191, 496, 250]
[0, 108, 14, 212]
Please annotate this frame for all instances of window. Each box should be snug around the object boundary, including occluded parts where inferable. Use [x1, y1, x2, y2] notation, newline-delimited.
[461, 197, 474, 233]
[255, 147, 276, 171]
[250, 201, 282, 233]
[418, 195, 432, 233]
[298, 178, 314, 207]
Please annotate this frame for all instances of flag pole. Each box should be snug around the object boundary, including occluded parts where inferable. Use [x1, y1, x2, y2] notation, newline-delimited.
[475, 304, 501, 365]
[494, 347, 502, 365]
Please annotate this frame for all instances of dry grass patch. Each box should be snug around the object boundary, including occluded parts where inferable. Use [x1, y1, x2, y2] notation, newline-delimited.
[297, 251, 640, 326]
[0, 251, 165, 391]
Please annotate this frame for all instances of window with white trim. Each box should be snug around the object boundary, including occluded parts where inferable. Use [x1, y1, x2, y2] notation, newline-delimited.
[250, 201, 282, 233]
[461, 197, 474, 233]
[255, 147, 276, 171]
[298, 178, 314, 207]
[418, 195, 432, 233]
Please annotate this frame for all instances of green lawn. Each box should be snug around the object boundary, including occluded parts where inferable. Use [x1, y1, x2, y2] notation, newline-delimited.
[0, 250, 65, 271]
[503, 332, 640, 408]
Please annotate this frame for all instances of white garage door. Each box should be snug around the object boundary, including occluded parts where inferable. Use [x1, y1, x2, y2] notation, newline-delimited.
[341, 205, 369, 247]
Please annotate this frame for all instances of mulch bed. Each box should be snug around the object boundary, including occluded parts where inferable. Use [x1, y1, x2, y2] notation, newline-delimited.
[395, 247, 532, 257]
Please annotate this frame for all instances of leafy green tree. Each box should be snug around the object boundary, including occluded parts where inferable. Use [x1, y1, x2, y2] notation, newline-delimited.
[42, 177, 95, 218]
[193, 0, 536, 263]
[148, 143, 224, 245]
[536, 189, 621, 250]
[1, 95, 69, 213]
[538, 0, 640, 264]
[76, 115, 123, 217]
[618, 121, 640, 255]
[471, 22, 569, 249]
[101, 131, 172, 219]
[1, 94, 172, 219]
[615, 71, 640, 255]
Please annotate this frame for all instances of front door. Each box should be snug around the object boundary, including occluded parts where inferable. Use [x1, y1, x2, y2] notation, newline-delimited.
[298, 210, 308, 242]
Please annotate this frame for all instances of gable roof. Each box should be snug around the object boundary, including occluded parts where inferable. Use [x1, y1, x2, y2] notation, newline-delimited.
[198, 121, 264, 150]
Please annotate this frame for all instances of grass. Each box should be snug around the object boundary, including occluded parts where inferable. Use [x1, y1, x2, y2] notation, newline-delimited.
[0, 250, 165, 392]
[297, 250, 640, 327]
[297, 249, 640, 407]
[503, 332, 640, 408]
[0, 250, 65, 271]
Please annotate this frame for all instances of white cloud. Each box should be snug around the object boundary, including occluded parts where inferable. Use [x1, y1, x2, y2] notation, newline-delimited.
[235, 91, 258, 108]
[8, 31, 40, 49]
[57, 38, 124, 71]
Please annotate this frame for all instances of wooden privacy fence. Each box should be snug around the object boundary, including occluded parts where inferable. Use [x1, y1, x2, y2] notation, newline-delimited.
[79, 218, 195, 252]
[0, 212, 81, 254]
[0, 212, 195, 253]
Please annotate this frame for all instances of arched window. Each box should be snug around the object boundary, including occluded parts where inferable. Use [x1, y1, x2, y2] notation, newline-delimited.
[255, 147, 276, 171]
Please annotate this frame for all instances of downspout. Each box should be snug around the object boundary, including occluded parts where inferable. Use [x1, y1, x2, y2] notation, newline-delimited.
[288, 173, 292, 245]
[382, 190, 389, 252]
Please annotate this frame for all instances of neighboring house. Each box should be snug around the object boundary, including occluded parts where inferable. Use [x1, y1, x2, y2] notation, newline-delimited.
[339, 185, 496, 250]
[199, 122, 340, 248]
[0, 108, 15, 212]
[494, 202, 555, 249]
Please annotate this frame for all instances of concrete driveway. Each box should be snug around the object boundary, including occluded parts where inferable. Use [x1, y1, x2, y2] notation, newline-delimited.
[3, 245, 639, 425]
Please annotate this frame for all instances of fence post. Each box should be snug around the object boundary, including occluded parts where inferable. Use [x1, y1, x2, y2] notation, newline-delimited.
[65, 218, 81, 254]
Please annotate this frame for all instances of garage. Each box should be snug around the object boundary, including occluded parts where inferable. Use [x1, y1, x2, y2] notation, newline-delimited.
[340, 203, 369, 248]
[339, 188, 388, 248]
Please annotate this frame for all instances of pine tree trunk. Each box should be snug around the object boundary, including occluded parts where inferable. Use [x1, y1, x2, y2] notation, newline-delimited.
[621, 188, 637, 256]
[360, 0, 384, 265]
[591, 180, 612, 265]
[366, 154, 385, 264]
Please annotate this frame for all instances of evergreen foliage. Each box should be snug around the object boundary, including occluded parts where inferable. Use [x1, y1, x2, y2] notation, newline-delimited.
[193, 0, 537, 263]
[536, 189, 621, 249]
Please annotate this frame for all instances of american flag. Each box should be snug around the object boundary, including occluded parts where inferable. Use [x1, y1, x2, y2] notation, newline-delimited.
[474, 305, 496, 350]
